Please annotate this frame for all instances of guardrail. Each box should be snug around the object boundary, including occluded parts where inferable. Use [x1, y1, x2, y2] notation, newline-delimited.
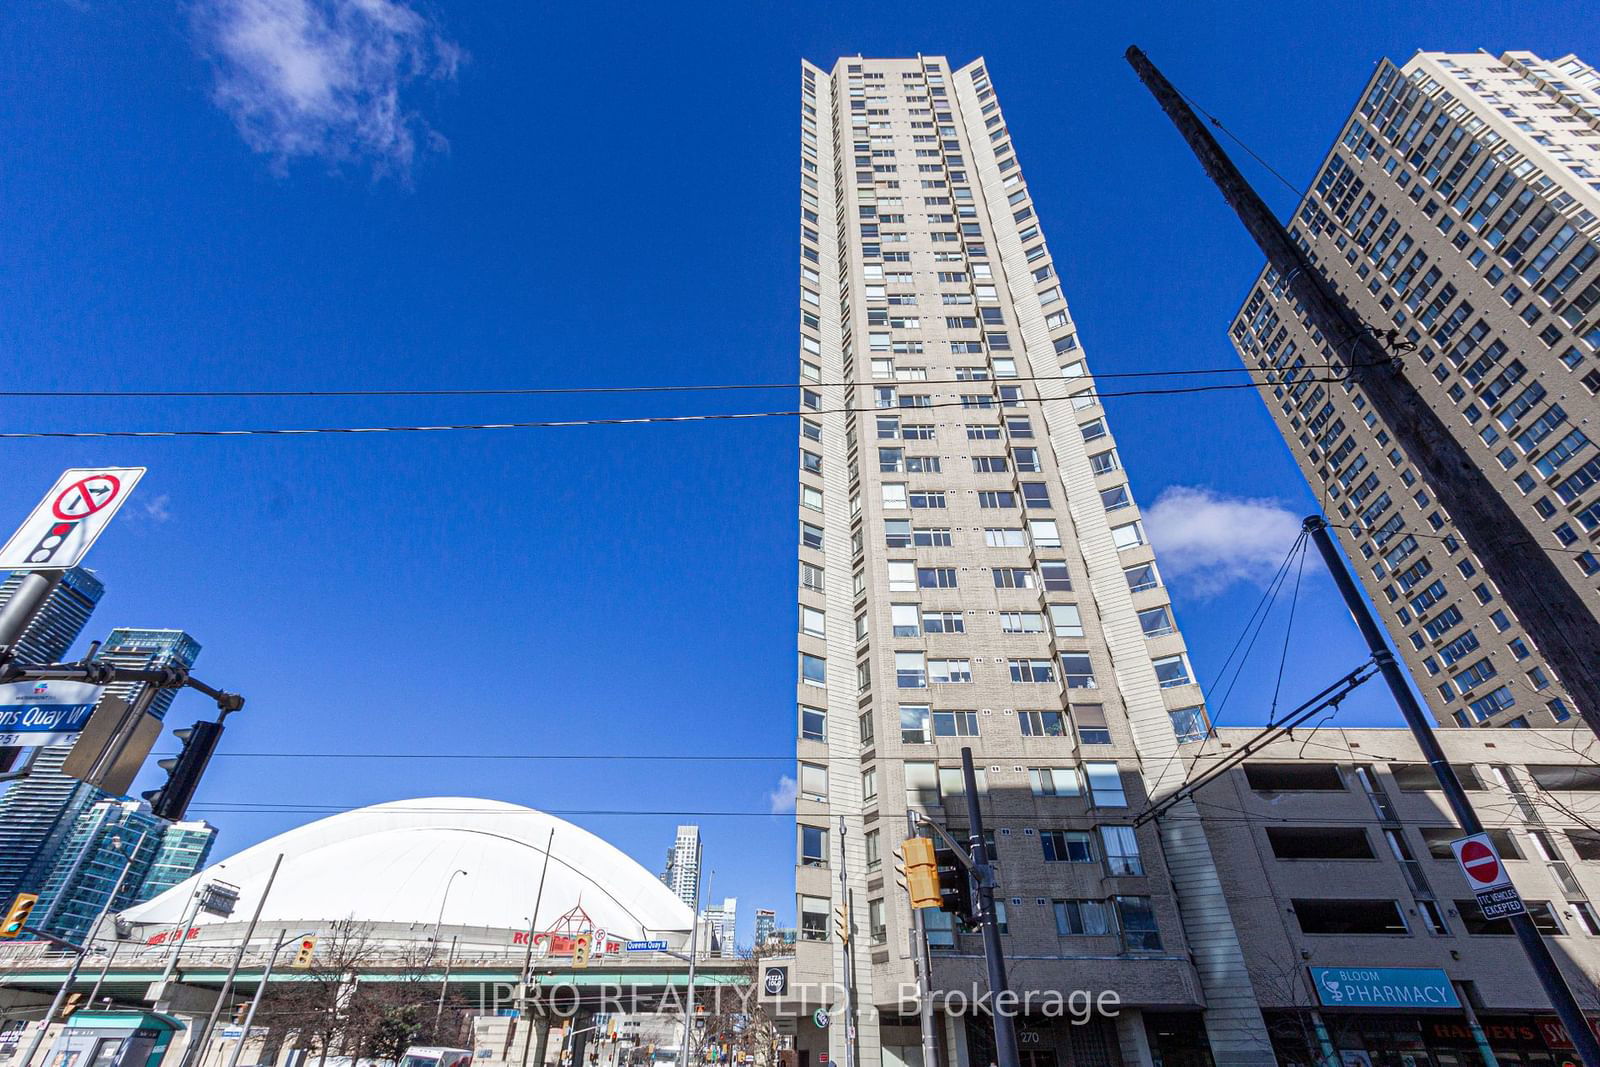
[0, 945, 751, 974]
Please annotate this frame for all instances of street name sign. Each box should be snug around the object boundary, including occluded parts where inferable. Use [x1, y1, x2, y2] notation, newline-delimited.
[0, 467, 145, 570]
[625, 940, 667, 952]
[1452, 833, 1526, 919]
[0, 680, 104, 747]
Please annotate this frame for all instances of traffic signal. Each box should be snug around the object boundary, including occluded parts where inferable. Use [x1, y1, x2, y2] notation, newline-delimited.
[900, 838, 941, 909]
[1, 893, 39, 938]
[142, 720, 225, 821]
[934, 847, 972, 921]
[60, 994, 83, 1020]
[833, 903, 850, 943]
[234, 1002, 250, 1024]
[572, 933, 592, 969]
[290, 936, 318, 968]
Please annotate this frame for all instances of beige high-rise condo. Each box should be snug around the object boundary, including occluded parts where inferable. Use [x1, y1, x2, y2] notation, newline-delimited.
[1231, 51, 1600, 730]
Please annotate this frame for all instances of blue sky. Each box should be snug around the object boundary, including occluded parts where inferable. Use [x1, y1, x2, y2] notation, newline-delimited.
[2, 0, 1594, 943]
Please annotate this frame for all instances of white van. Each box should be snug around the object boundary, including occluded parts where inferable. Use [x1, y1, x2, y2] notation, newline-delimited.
[400, 1046, 474, 1067]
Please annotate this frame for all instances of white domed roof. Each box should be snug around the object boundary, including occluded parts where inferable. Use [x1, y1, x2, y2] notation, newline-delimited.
[119, 798, 694, 940]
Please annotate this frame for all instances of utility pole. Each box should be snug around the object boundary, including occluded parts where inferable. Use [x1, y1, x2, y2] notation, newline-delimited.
[225, 929, 301, 1067]
[960, 749, 1018, 1067]
[1305, 515, 1600, 1065]
[1125, 45, 1600, 736]
[677, 839, 702, 1067]
[835, 816, 856, 1067]
[179, 854, 283, 1067]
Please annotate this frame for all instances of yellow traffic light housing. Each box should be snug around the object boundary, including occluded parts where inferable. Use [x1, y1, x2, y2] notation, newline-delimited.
[1, 893, 38, 938]
[572, 933, 593, 969]
[833, 903, 850, 943]
[901, 838, 941, 909]
[290, 936, 318, 968]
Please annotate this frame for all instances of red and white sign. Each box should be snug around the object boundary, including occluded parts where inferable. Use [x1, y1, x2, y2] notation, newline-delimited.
[0, 467, 145, 570]
[1451, 832, 1526, 919]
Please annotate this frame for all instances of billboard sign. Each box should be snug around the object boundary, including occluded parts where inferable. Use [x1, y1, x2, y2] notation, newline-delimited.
[0, 680, 104, 747]
[0, 467, 145, 570]
[1310, 967, 1459, 1009]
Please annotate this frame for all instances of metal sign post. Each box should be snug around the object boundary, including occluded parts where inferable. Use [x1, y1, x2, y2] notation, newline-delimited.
[1304, 516, 1600, 1066]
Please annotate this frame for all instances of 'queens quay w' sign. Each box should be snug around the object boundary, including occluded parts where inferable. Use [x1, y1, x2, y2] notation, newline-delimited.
[1310, 967, 1460, 1009]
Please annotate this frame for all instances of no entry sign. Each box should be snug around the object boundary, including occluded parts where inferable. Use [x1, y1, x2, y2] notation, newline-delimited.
[1452, 832, 1526, 919]
[0, 468, 145, 570]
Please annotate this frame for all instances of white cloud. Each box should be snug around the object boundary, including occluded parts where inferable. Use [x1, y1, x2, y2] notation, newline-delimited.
[191, 0, 462, 176]
[766, 775, 797, 815]
[141, 494, 173, 523]
[1142, 485, 1303, 597]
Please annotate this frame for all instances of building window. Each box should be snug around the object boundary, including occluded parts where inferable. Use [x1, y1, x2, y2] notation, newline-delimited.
[800, 895, 830, 941]
[800, 706, 826, 742]
[1457, 899, 1563, 935]
[799, 763, 827, 800]
[1151, 654, 1192, 688]
[1137, 606, 1175, 638]
[1049, 604, 1084, 638]
[1074, 704, 1111, 745]
[1060, 653, 1096, 688]
[1086, 762, 1126, 807]
[1168, 707, 1208, 743]
[1292, 899, 1409, 935]
[1019, 710, 1067, 737]
[1115, 896, 1163, 951]
[1054, 899, 1111, 936]
[800, 825, 828, 867]
[900, 705, 931, 744]
[933, 710, 979, 736]
[1100, 826, 1143, 875]
[1029, 767, 1082, 796]
[800, 653, 827, 687]
[896, 652, 928, 688]
[1041, 830, 1094, 862]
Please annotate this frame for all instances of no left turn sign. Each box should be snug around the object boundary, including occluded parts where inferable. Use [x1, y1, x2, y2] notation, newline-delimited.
[52, 475, 123, 520]
[0, 468, 145, 571]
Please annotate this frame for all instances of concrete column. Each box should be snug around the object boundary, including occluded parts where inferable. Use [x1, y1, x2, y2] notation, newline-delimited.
[1113, 1010, 1155, 1067]
[569, 1012, 594, 1067]
[531, 1015, 553, 1067]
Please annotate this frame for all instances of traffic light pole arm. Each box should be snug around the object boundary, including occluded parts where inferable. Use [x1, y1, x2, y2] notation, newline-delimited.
[0, 661, 245, 715]
[19, 927, 84, 954]
[908, 812, 989, 884]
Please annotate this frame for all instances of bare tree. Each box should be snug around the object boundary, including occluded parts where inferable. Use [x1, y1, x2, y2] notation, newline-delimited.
[689, 949, 783, 1067]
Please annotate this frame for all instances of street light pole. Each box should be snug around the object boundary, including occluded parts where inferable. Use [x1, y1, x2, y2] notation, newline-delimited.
[519, 829, 557, 1067]
[431, 870, 468, 961]
[906, 812, 942, 1067]
[433, 935, 459, 1036]
[676, 840, 703, 1067]
[225, 930, 305, 1067]
[836, 816, 855, 1067]
[14, 830, 145, 1067]
[179, 854, 284, 1067]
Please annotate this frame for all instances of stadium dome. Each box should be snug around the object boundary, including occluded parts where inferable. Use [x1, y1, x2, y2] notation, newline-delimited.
[118, 797, 695, 949]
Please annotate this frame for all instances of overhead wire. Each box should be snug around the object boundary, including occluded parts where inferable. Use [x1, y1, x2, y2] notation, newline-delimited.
[1138, 529, 1309, 798]
[0, 374, 1368, 440]
[1266, 535, 1311, 725]
[1174, 87, 1302, 198]
[0, 357, 1386, 400]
